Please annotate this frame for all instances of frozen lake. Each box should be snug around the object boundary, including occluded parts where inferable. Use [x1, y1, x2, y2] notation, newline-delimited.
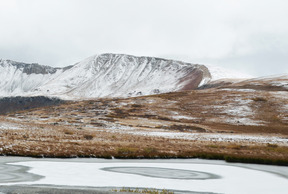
[0, 157, 288, 194]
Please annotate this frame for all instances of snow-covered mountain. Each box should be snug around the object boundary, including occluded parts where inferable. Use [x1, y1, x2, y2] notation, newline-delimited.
[0, 59, 68, 96]
[0, 54, 211, 99]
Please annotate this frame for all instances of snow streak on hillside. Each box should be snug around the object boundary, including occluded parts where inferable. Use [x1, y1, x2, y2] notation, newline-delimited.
[0, 54, 211, 99]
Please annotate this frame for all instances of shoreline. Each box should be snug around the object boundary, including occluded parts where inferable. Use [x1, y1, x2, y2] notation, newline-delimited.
[1, 148, 288, 166]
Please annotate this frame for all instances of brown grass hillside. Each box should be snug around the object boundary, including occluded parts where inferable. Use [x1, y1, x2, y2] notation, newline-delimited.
[0, 76, 288, 165]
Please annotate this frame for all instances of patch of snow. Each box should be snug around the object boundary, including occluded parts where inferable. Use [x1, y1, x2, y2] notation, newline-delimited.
[270, 91, 288, 99]
[171, 115, 196, 120]
[6, 117, 23, 122]
[198, 76, 211, 87]
[0, 122, 23, 130]
[223, 117, 266, 126]
[213, 97, 259, 125]
[271, 81, 288, 88]
[106, 123, 135, 131]
[146, 99, 156, 104]
[119, 102, 128, 106]
[221, 88, 257, 92]
[224, 105, 253, 117]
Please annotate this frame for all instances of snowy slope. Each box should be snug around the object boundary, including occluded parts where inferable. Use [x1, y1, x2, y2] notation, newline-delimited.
[0, 54, 211, 99]
[34, 54, 212, 98]
[0, 59, 64, 97]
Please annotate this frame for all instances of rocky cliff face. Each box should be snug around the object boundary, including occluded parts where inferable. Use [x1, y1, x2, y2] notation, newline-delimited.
[0, 54, 212, 99]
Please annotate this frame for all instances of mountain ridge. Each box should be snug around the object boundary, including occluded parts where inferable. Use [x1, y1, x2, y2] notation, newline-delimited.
[0, 59, 61, 74]
[0, 53, 211, 99]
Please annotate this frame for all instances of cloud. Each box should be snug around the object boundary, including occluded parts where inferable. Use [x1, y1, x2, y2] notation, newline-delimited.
[0, 0, 287, 76]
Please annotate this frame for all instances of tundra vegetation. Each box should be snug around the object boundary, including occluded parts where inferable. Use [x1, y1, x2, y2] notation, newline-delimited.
[0, 77, 288, 165]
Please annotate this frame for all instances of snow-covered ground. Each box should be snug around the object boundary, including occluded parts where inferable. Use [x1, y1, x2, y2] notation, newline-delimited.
[171, 115, 196, 120]
[2, 161, 287, 194]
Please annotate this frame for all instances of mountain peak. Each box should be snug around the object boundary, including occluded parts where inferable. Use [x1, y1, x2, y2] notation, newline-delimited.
[0, 59, 59, 74]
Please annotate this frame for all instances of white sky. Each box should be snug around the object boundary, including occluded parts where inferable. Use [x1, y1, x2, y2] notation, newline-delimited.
[0, 0, 287, 76]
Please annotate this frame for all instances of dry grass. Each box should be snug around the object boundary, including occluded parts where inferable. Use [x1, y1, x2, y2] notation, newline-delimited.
[251, 97, 268, 102]
[0, 124, 288, 165]
[0, 77, 288, 165]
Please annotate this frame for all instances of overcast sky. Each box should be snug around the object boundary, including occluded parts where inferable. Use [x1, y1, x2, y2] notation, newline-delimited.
[0, 0, 287, 77]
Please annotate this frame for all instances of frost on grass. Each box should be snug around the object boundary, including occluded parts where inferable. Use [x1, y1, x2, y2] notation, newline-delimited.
[209, 97, 264, 126]
[0, 122, 23, 130]
[223, 117, 266, 126]
[223, 98, 253, 116]
[221, 88, 256, 92]
[271, 91, 288, 99]
[271, 81, 288, 89]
